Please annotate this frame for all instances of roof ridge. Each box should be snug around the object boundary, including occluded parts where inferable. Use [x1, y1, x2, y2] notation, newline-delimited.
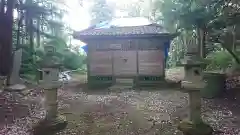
[104, 23, 163, 28]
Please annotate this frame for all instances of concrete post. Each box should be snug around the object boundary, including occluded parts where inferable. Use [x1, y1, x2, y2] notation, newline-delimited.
[9, 49, 23, 85]
[189, 91, 202, 123]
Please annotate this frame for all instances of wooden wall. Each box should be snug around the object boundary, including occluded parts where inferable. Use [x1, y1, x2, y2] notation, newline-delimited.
[138, 50, 164, 75]
[113, 51, 137, 76]
[87, 38, 167, 77]
[89, 51, 112, 75]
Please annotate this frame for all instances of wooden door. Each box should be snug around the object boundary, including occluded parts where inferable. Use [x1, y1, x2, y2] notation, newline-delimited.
[113, 51, 137, 76]
[138, 50, 164, 75]
[89, 51, 112, 75]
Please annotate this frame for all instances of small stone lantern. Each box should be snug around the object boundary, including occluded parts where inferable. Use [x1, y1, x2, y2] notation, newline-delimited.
[178, 49, 213, 135]
[33, 45, 67, 135]
[0, 76, 7, 91]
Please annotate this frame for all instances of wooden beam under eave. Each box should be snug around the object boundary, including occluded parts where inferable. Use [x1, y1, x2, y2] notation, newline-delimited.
[73, 33, 178, 42]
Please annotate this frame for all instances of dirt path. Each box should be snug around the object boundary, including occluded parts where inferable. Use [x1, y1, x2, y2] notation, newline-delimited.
[56, 85, 240, 135]
[56, 87, 187, 135]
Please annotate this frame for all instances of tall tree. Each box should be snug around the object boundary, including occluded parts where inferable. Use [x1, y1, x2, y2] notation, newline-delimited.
[89, 0, 114, 25]
[153, 0, 240, 62]
[0, 0, 15, 76]
[0, 0, 92, 81]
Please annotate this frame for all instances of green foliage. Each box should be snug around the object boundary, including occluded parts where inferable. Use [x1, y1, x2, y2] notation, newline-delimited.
[205, 50, 233, 71]
[153, 0, 182, 32]
[167, 38, 186, 68]
[167, 31, 198, 68]
[1, 0, 88, 81]
[153, 0, 240, 69]
[62, 50, 86, 70]
[89, 0, 114, 25]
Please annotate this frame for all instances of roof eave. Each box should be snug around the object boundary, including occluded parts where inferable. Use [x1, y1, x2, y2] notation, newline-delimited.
[73, 33, 177, 42]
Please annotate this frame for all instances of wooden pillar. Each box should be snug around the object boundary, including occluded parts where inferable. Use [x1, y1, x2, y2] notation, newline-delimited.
[162, 48, 166, 79]
[136, 40, 139, 87]
[87, 44, 91, 87]
[111, 50, 115, 84]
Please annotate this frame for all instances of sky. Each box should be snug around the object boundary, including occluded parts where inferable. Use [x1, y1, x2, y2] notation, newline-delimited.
[63, 0, 143, 46]
[64, 0, 91, 31]
[64, 0, 142, 31]
[63, 0, 91, 46]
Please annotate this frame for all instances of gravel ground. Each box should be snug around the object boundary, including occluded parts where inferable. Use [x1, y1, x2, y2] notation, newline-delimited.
[2, 88, 240, 135]
[1, 68, 240, 135]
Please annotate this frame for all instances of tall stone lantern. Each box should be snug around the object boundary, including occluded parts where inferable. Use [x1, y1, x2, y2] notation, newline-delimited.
[33, 44, 67, 135]
[177, 45, 213, 135]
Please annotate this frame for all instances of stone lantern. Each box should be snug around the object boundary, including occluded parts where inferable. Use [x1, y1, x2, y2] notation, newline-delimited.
[0, 76, 7, 91]
[178, 46, 213, 135]
[33, 44, 67, 135]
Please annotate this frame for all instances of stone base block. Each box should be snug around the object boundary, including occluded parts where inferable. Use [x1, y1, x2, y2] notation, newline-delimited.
[33, 115, 67, 135]
[177, 120, 213, 135]
[181, 80, 205, 91]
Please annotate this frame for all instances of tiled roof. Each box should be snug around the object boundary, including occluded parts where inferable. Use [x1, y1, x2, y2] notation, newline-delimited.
[73, 18, 172, 39]
[74, 23, 169, 37]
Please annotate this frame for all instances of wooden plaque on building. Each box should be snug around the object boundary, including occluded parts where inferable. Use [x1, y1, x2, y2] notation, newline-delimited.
[110, 44, 122, 50]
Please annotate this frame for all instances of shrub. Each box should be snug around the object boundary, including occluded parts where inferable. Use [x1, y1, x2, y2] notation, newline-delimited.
[205, 50, 233, 72]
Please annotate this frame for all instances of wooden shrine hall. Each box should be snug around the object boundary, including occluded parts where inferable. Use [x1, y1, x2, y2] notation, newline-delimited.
[74, 17, 176, 88]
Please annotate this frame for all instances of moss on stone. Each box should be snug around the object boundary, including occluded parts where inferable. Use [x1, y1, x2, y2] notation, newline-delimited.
[32, 116, 68, 135]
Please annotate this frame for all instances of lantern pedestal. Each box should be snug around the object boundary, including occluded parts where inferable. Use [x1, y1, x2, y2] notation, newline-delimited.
[33, 115, 67, 135]
[33, 80, 67, 135]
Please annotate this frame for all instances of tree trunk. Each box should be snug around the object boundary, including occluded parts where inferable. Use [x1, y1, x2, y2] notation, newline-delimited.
[21, 14, 26, 45]
[225, 46, 240, 64]
[29, 18, 34, 61]
[0, 0, 6, 14]
[232, 25, 236, 51]
[0, 0, 15, 77]
[16, 14, 24, 49]
[36, 18, 41, 47]
[199, 28, 206, 58]
[26, 0, 35, 63]
[197, 28, 201, 57]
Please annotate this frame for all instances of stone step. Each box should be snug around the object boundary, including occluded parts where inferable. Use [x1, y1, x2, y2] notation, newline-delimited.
[115, 78, 133, 85]
[109, 78, 134, 90]
[109, 85, 133, 91]
[137, 80, 181, 89]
